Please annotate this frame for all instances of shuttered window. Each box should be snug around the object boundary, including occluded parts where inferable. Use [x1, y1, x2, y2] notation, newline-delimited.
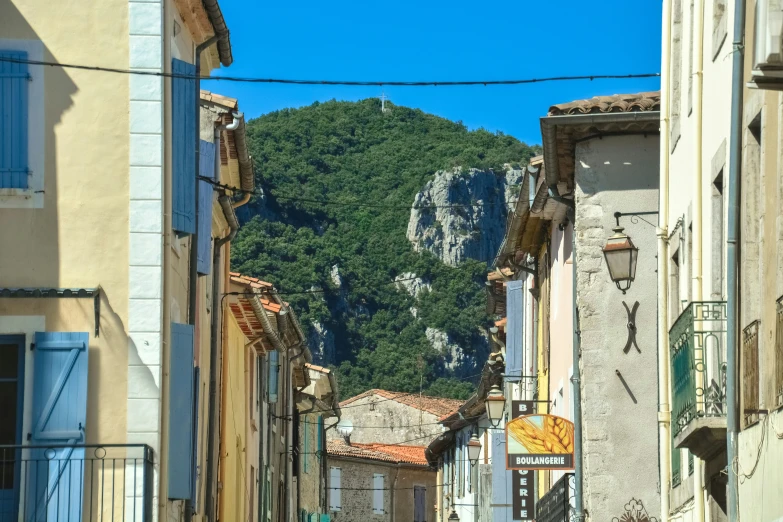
[742, 320, 760, 427]
[267, 351, 279, 403]
[456, 435, 465, 498]
[172, 58, 196, 234]
[775, 297, 783, 408]
[303, 417, 310, 473]
[506, 280, 525, 378]
[491, 432, 513, 522]
[30, 332, 89, 522]
[372, 474, 384, 514]
[317, 415, 324, 454]
[329, 467, 341, 512]
[197, 140, 216, 274]
[414, 486, 426, 522]
[168, 322, 195, 499]
[0, 50, 30, 189]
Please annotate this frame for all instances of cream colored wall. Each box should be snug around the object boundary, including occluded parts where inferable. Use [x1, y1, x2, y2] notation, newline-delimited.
[0, 0, 130, 446]
[736, 2, 783, 519]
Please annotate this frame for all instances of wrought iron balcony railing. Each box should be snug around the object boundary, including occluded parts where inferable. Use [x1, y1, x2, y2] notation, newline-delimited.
[535, 473, 574, 522]
[0, 444, 153, 522]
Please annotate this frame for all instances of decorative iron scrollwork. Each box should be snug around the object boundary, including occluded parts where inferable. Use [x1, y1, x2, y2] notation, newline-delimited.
[622, 301, 640, 353]
[611, 498, 658, 522]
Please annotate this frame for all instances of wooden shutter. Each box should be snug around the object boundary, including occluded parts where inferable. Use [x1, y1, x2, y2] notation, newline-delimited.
[0, 50, 30, 189]
[457, 435, 465, 498]
[197, 140, 216, 274]
[329, 467, 341, 511]
[506, 280, 525, 378]
[317, 415, 324, 454]
[192, 366, 201, 507]
[775, 297, 783, 408]
[372, 474, 384, 514]
[742, 320, 760, 427]
[414, 486, 426, 522]
[268, 351, 279, 403]
[168, 322, 195, 499]
[491, 432, 513, 522]
[172, 58, 196, 234]
[30, 332, 89, 522]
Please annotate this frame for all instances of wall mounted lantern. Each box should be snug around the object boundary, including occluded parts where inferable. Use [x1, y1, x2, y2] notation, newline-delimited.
[602, 225, 638, 294]
[467, 432, 482, 466]
[448, 510, 461, 522]
[485, 384, 506, 427]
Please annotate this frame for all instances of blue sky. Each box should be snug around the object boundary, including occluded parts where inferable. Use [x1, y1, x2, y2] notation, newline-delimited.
[209, 0, 662, 146]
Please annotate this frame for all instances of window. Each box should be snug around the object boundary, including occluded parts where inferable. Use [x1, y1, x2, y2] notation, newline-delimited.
[712, 0, 728, 60]
[670, 247, 682, 324]
[329, 467, 341, 512]
[776, 297, 783, 408]
[414, 486, 426, 522]
[742, 320, 760, 427]
[670, 0, 683, 150]
[372, 474, 384, 514]
[711, 141, 727, 300]
[0, 40, 44, 208]
[303, 417, 310, 473]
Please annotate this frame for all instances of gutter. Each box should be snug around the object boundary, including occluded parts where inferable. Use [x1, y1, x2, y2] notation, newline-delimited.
[202, 0, 233, 66]
[726, 0, 746, 518]
[540, 111, 661, 187]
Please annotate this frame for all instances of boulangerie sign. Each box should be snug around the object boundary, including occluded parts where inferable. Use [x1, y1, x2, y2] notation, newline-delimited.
[511, 469, 535, 520]
[506, 414, 575, 470]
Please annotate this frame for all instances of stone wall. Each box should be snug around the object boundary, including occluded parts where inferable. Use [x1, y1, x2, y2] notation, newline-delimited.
[329, 394, 444, 445]
[573, 135, 661, 521]
[327, 457, 436, 522]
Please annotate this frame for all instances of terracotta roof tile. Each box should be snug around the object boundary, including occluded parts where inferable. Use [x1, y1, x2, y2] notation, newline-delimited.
[339, 389, 464, 417]
[327, 440, 429, 466]
[548, 91, 661, 116]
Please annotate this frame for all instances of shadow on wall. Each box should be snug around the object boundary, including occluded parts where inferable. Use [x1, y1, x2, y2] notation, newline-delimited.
[576, 136, 660, 196]
[0, 2, 76, 287]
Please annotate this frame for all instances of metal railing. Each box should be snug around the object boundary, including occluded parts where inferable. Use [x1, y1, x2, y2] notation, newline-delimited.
[0, 444, 153, 522]
[535, 473, 574, 522]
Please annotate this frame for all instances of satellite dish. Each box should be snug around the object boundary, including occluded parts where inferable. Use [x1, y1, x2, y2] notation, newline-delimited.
[336, 419, 354, 440]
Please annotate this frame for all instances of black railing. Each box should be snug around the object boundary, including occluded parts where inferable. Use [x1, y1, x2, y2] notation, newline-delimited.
[536, 473, 574, 522]
[0, 444, 153, 522]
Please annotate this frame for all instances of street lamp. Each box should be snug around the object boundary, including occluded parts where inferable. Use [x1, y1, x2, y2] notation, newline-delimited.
[467, 432, 482, 466]
[484, 384, 506, 427]
[602, 225, 639, 294]
[448, 510, 460, 522]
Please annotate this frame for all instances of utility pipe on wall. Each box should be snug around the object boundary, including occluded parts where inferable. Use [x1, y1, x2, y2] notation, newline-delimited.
[657, 0, 673, 518]
[570, 216, 585, 522]
[726, 0, 746, 518]
[691, 1, 707, 521]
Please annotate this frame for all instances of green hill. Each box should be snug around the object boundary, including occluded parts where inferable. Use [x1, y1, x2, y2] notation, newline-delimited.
[231, 98, 540, 399]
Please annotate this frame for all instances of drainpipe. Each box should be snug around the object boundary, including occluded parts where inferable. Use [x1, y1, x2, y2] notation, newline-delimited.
[658, 0, 673, 518]
[185, 34, 219, 522]
[570, 211, 584, 522]
[726, 0, 746, 518]
[204, 113, 243, 522]
[691, 2, 707, 520]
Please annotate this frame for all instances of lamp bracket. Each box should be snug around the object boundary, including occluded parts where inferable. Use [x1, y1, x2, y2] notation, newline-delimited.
[613, 211, 659, 228]
[622, 301, 640, 354]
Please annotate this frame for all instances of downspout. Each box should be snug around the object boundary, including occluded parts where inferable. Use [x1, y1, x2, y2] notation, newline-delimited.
[726, 0, 746, 518]
[205, 114, 243, 522]
[658, 0, 673, 518]
[186, 34, 219, 522]
[570, 208, 584, 522]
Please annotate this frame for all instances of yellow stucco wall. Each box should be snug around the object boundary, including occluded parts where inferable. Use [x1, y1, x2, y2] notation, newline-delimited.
[219, 311, 249, 522]
[0, 0, 130, 443]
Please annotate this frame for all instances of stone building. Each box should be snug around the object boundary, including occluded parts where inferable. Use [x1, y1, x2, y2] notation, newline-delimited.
[326, 440, 436, 522]
[333, 390, 463, 445]
[537, 93, 662, 521]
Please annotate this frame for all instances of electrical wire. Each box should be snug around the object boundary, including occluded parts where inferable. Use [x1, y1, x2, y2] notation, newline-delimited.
[0, 56, 659, 86]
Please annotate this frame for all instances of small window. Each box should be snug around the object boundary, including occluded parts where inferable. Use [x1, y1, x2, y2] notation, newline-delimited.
[372, 474, 384, 514]
[742, 320, 760, 427]
[329, 467, 341, 512]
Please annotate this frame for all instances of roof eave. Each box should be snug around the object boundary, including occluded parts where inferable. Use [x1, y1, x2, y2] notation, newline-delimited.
[202, 0, 233, 67]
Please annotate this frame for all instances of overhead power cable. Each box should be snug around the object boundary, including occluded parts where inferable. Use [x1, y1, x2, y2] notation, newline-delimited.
[0, 56, 659, 86]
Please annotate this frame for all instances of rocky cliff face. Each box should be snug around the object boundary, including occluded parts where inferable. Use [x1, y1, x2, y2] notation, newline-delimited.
[406, 167, 522, 266]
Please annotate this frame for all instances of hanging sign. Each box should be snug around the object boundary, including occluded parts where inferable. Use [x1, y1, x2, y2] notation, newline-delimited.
[511, 400, 534, 418]
[506, 414, 575, 470]
[512, 469, 535, 520]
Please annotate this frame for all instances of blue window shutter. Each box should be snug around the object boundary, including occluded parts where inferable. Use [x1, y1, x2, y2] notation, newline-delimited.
[303, 417, 310, 473]
[0, 50, 30, 189]
[169, 322, 195, 499]
[317, 415, 323, 454]
[192, 366, 201, 508]
[30, 332, 89, 522]
[172, 58, 196, 234]
[506, 280, 524, 379]
[197, 140, 216, 274]
[267, 351, 279, 403]
[491, 432, 513, 522]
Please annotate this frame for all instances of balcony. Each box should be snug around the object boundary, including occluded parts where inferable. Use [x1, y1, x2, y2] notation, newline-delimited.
[670, 301, 728, 461]
[536, 473, 574, 522]
[0, 444, 153, 522]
